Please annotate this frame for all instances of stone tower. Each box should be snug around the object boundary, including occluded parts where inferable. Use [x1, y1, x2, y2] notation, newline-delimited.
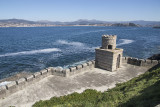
[95, 35, 123, 71]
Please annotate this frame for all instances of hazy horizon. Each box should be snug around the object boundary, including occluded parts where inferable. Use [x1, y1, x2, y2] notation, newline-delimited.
[0, 0, 160, 22]
[0, 18, 160, 22]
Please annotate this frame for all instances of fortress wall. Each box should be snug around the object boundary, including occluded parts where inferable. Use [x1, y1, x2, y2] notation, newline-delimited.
[123, 57, 159, 67]
[0, 58, 159, 99]
[0, 60, 96, 99]
[0, 57, 159, 99]
[64, 60, 95, 77]
[0, 68, 50, 99]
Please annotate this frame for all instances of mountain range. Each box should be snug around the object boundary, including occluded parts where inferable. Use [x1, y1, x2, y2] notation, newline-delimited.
[0, 19, 160, 27]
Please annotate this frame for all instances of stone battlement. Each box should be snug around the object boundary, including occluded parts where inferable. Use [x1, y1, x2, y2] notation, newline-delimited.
[102, 35, 117, 49]
[0, 58, 160, 99]
[0, 60, 95, 99]
[102, 35, 117, 39]
[122, 57, 160, 67]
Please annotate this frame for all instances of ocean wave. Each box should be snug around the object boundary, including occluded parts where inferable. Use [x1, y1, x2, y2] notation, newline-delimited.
[117, 39, 134, 46]
[0, 81, 11, 87]
[0, 48, 61, 57]
[57, 40, 84, 47]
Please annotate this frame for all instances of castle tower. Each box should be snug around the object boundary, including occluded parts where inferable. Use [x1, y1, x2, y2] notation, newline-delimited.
[102, 35, 117, 49]
[95, 35, 123, 71]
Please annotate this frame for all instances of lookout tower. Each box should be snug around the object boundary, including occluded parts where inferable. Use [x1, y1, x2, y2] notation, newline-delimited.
[95, 35, 123, 71]
[102, 35, 117, 50]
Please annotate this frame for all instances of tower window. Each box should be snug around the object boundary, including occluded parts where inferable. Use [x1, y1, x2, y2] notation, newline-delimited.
[108, 45, 112, 49]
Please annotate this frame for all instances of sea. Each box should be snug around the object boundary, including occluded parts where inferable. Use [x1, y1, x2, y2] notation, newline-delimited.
[0, 26, 160, 81]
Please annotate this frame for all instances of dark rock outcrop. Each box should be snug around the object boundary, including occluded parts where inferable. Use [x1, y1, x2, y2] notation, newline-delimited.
[148, 54, 160, 60]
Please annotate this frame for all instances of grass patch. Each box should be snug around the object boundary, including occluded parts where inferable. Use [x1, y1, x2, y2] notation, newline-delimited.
[33, 65, 160, 107]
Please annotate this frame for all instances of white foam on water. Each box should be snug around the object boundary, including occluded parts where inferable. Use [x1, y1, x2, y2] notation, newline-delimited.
[0, 48, 61, 57]
[75, 30, 107, 35]
[57, 40, 84, 47]
[57, 40, 99, 53]
[55, 66, 63, 71]
[117, 39, 134, 46]
[86, 46, 100, 52]
[56, 40, 98, 55]
[63, 60, 88, 68]
[0, 81, 11, 87]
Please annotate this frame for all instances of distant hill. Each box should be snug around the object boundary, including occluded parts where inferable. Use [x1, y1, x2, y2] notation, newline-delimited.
[111, 23, 140, 27]
[0, 19, 160, 27]
[0, 19, 36, 24]
[129, 20, 160, 27]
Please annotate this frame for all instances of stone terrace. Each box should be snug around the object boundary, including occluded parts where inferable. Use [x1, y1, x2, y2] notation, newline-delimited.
[0, 63, 149, 107]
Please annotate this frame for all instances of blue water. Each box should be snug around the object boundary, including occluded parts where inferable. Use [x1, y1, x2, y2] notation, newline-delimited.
[0, 26, 160, 79]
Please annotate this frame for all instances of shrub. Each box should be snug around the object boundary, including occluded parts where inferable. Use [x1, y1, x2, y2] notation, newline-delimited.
[33, 66, 160, 107]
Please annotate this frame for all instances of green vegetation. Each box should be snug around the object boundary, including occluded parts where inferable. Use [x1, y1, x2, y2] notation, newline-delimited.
[33, 65, 160, 107]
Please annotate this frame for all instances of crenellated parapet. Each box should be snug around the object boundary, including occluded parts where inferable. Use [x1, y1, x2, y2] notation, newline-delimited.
[0, 69, 49, 99]
[122, 57, 160, 67]
[102, 35, 117, 49]
[0, 57, 159, 99]
[0, 60, 95, 99]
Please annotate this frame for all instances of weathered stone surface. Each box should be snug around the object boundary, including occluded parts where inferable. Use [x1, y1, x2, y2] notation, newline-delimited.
[47, 67, 55, 75]
[151, 60, 158, 66]
[40, 69, 48, 77]
[25, 75, 34, 82]
[33, 72, 41, 80]
[16, 78, 26, 85]
[16, 78, 26, 90]
[146, 60, 152, 64]
[76, 65, 83, 73]
[87, 61, 93, 69]
[122, 57, 126, 63]
[55, 68, 64, 76]
[91, 60, 95, 65]
[63, 69, 70, 77]
[0, 86, 7, 99]
[6, 81, 17, 94]
[0, 63, 149, 107]
[102, 35, 117, 49]
[69, 67, 76, 75]
[96, 48, 123, 71]
[126, 58, 159, 67]
[82, 63, 88, 71]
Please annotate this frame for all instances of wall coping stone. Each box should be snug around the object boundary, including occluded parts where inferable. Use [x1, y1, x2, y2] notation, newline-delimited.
[16, 78, 26, 85]
[6, 81, 17, 90]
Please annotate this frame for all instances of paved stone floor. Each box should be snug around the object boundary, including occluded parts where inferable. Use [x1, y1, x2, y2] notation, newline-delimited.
[0, 63, 149, 107]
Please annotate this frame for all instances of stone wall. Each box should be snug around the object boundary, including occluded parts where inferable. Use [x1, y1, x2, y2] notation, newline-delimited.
[0, 69, 50, 99]
[95, 48, 123, 71]
[102, 35, 117, 49]
[0, 60, 95, 99]
[122, 57, 160, 67]
[1, 57, 159, 99]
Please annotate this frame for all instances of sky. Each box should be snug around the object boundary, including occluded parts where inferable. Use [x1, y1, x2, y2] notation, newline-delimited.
[0, 0, 160, 21]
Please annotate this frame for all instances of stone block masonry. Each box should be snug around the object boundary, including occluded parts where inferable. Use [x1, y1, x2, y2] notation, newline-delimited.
[0, 60, 95, 99]
[122, 57, 160, 67]
[96, 35, 123, 71]
[0, 57, 159, 99]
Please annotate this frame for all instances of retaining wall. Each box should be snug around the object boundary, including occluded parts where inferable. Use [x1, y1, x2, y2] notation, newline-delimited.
[0, 60, 95, 99]
[122, 57, 160, 67]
